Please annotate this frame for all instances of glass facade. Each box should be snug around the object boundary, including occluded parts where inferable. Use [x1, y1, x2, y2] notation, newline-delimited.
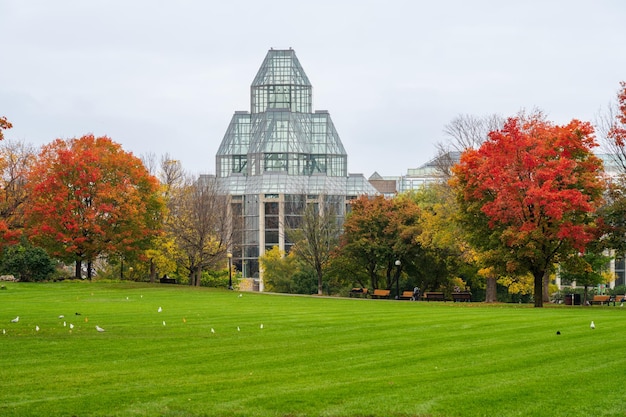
[215, 49, 377, 286]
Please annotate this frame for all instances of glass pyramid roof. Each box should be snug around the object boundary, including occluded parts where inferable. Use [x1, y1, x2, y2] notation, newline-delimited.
[216, 49, 348, 179]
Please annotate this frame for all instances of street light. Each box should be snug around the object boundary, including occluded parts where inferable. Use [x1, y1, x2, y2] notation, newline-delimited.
[227, 253, 233, 290]
[394, 259, 401, 300]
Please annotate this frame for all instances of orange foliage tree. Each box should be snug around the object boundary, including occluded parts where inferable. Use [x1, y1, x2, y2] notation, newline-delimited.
[0, 116, 20, 247]
[25, 135, 164, 279]
[451, 116, 605, 307]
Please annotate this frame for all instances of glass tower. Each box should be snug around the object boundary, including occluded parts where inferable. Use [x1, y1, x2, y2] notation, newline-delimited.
[216, 49, 377, 289]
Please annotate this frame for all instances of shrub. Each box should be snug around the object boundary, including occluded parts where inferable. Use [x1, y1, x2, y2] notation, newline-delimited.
[0, 243, 56, 282]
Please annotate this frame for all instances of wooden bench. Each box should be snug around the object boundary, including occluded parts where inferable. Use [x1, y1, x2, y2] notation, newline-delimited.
[159, 277, 177, 284]
[349, 288, 368, 298]
[591, 295, 611, 306]
[371, 289, 391, 299]
[399, 291, 415, 300]
[422, 292, 446, 302]
[452, 292, 471, 302]
[591, 295, 626, 306]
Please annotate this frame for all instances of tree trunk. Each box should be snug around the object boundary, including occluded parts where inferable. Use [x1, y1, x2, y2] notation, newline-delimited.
[87, 260, 93, 280]
[485, 277, 497, 302]
[533, 271, 544, 307]
[317, 268, 323, 295]
[542, 270, 550, 303]
[195, 266, 202, 287]
[149, 259, 156, 283]
[75, 260, 82, 279]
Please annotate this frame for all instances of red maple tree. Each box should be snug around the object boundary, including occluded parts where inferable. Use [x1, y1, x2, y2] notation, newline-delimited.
[25, 135, 164, 278]
[451, 115, 605, 307]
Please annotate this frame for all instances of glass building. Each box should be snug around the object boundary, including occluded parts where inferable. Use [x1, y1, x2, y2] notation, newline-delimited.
[216, 48, 377, 289]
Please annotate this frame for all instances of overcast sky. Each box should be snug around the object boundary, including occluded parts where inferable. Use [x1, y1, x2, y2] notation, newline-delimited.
[1, 0, 625, 177]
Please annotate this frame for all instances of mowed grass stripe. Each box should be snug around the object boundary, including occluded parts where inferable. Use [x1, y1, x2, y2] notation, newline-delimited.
[1, 282, 626, 417]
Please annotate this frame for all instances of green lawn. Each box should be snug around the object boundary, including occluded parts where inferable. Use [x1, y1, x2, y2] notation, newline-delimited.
[1, 282, 626, 417]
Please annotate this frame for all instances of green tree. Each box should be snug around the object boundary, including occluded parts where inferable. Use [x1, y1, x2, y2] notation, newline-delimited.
[559, 251, 610, 305]
[340, 195, 423, 293]
[1, 242, 56, 282]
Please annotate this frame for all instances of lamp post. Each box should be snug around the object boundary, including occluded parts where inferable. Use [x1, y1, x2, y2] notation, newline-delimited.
[227, 253, 233, 290]
[394, 259, 401, 300]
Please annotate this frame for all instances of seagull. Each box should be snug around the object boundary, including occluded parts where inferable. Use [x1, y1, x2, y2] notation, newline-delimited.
[35, 325, 40, 332]
[238, 294, 243, 298]
[10, 316, 19, 323]
[590, 321, 595, 329]
[237, 326, 240, 332]
[95, 325, 105, 332]
[211, 328, 215, 334]
[63, 321, 67, 327]
[162, 321, 166, 326]
[69, 323, 74, 329]
[2, 329, 5, 335]
[260, 324, 264, 329]
[58, 315, 65, 319]
[158, 307, 162, 313]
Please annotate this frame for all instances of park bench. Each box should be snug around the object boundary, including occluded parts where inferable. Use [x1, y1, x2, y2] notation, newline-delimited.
[399, 291, 415, 300]
[160, 276, 177, 284]
[371, 289, 391, 299]
[349, 288, 368, 298]
[452, 292, 472, 302]
[422, 292, 446, 302]
[591, 295, 626, 306]
[591, 295, 611, 305]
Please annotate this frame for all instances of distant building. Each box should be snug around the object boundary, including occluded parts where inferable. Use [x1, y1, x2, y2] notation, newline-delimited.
[215, 49, 377, 289]
[368, 151, 461, 195]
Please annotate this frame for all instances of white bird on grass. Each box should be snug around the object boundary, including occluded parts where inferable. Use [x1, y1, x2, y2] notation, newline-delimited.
[163, 321, 166, 326]
[158, 307, 162, 313]
[69, 323, 74, 329]
[58, 315, 64, 319]
[211, 328, 215, 334]
[260, 324, 264, 329]
[96, 325, 105, 332]
[590, 321, 596, 329]
[2, 329, 5, 335]
[63, 321, 67, 327]
[237, 326, 240, 332]
[10, 316, 19, 323]
[35, 325, 39, 332]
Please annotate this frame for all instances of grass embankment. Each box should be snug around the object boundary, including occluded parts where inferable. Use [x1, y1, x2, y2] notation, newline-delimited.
[1, 282, 626, 417]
